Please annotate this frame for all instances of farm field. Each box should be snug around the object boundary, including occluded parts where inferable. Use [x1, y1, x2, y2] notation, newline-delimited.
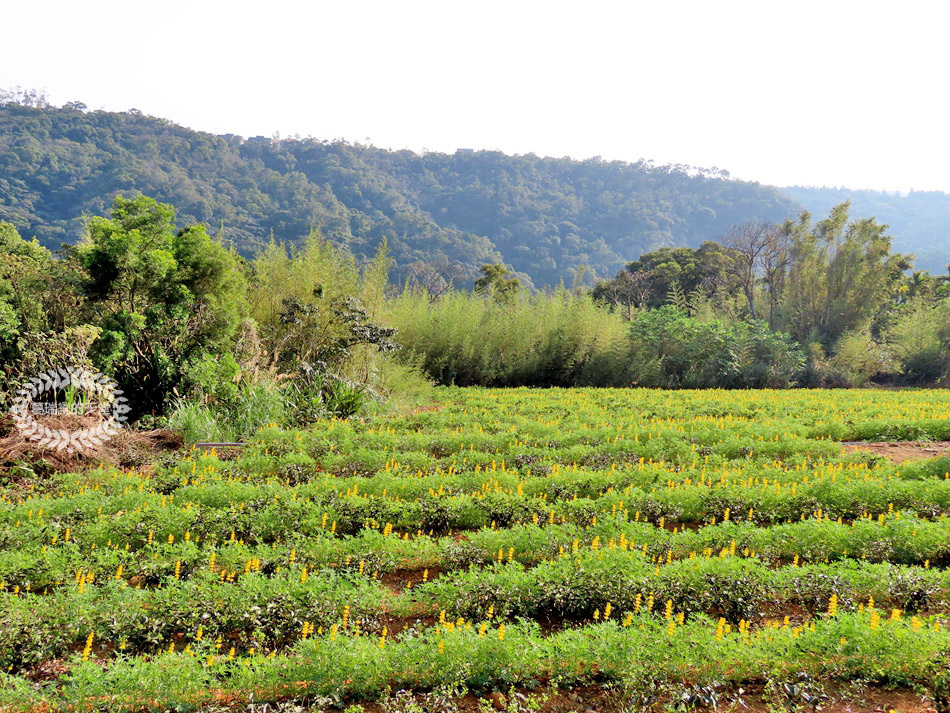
[3, 387, 950, 712]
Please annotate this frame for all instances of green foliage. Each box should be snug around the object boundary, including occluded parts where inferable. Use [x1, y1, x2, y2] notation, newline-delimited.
[75, 195, 248, 414]
[884, 298, 950, 385]
[473, 264, 521, 302]
[0, 101, 799, 288]
[826, 326, 898, 387]
[391, 294, 805, 389]
[388, 287, 629, 387]
[248, 234, 396, 379]
[626, 307, 805, 388]
[782, 185, 950, 276]
[593, 202, 948, 386]
[779, 203, 911, 346]
[595, 242, 740, 311]
[0, 221, 90, 398]
[3, 388, 950, 709]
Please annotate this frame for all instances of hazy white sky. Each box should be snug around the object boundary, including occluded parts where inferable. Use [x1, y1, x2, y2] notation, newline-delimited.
[3, 0, 948, 192]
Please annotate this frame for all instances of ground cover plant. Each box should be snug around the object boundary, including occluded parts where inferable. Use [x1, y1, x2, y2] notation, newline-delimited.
[2, 387, 950, 711]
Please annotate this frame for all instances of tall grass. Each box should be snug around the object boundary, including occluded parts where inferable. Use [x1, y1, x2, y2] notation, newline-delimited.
[387, 287, 631, 386]
[166, 382, 289, 442]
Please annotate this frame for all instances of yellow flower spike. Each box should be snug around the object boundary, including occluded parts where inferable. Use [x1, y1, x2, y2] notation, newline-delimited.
[300, 567, 308, 584]
[498, 622, 506, 641]
[665, 600, 673, 620]
[667, 619, 676, 636]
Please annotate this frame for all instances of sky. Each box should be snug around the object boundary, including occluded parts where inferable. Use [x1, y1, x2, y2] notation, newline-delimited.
[3, 0, 948, 193]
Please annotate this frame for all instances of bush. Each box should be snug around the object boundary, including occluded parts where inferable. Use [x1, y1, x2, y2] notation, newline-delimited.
[828, 326, 898, 387]
[626, 307, 804, 388]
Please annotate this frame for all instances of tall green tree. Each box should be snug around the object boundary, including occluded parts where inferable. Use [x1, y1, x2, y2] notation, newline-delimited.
[593, 242, 740, 314]
[76, 196, 248, 414]
[778, 203, 910, 345]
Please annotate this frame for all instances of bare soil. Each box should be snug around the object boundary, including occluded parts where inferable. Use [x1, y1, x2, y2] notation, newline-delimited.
[843, 440, 950, 463]
[354, 683, 937, 713]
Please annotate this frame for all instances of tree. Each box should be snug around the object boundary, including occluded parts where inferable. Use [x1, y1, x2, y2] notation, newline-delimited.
[776, 203, 910, 346]
[474, 263, 520, 301]
[405, 257, 466, 302]
[591, 268, 654, 320]
[721, 221, 790, 326]
[76, 195, 248, 415]
[594, 242, 740, 312]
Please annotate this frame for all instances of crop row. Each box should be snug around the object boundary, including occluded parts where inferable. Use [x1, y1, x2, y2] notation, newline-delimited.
[3, 509, 950, 593]
[4, 545, 950, 673]
[3, 612, 948, 711]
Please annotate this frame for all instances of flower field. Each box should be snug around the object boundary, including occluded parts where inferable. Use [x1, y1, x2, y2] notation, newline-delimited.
[3, 387, 950, 711]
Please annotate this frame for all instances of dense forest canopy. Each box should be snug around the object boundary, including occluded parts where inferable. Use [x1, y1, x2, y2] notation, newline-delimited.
[0, 98, 801, 287]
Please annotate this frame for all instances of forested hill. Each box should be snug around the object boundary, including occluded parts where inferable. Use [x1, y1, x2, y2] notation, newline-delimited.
[1, 101, 798, 286]
[781, 186, 950, 275]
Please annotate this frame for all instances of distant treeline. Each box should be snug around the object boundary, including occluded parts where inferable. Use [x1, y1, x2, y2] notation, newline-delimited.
[0, 94, 798, 288]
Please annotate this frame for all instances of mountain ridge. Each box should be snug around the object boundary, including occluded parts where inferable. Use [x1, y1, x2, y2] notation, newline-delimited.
[2, 100, 947, 285]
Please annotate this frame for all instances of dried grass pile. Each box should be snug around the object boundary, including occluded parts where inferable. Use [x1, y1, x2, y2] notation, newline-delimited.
[0, 413, 184, 477]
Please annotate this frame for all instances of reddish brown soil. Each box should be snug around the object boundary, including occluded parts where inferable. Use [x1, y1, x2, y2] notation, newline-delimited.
[844, 440, 950, 463]
[355, 682, 935, 713]
[380, 566, 444, 592]
[18, 682, 937, 713]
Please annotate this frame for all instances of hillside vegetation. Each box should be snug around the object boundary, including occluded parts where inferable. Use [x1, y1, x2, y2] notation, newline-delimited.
[0, 99, 798, 287]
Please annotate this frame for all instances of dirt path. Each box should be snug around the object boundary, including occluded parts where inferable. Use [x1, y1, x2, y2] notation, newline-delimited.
[843, 440, 950, 463]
